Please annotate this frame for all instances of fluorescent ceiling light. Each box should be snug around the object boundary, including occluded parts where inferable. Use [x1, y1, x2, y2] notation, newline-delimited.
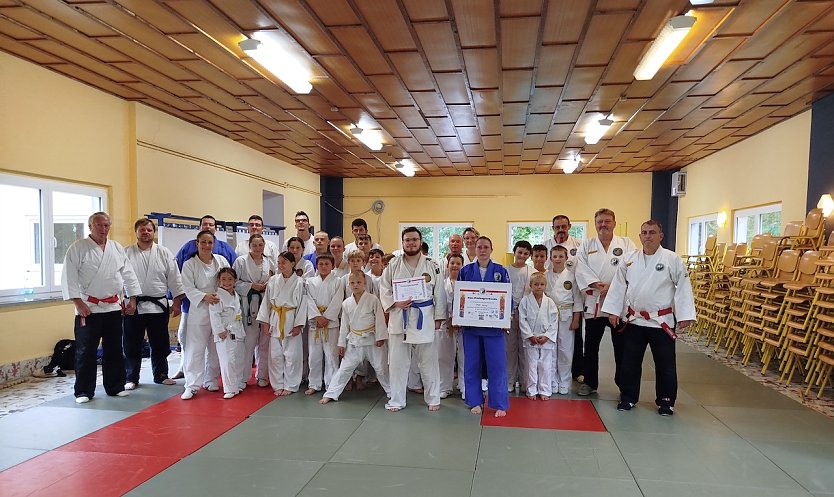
[689, 0, 714, 4]
[395, 161, 416, 177]
[562, 155, 581, 174]
[584, 117, 613, 145]
[239, 36, 313, 94]
[349, 125, 384, 151]
[633, 15, 696, 81]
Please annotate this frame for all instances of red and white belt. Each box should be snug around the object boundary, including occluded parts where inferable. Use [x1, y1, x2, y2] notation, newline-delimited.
[622, 306, 677, 340]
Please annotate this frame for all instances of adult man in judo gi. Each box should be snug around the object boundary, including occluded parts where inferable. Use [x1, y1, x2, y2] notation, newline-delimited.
[603, 220, 695, 415]
[379, 227, 447, 411]
[62, 212, 142, 403]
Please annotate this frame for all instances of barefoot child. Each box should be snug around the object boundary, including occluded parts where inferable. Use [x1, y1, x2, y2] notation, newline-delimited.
[321, 270, 391, 404]
[304, 254, 344, 395]
[256, 251, 307, 396]
[519, 272, 559, 400]
[209, 267, 246, 399]
[546, 245, 583, 395]
[438, 253, 466, 399]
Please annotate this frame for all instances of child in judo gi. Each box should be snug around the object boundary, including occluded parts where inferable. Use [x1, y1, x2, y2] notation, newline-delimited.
[209, 267, 246, 399]
[546, 245, 583, 395]
[320, 270, 391, 403]
[519, 271, 559, 400]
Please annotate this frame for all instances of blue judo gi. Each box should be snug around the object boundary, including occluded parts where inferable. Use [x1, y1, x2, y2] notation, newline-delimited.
[458, 260, 511, 411]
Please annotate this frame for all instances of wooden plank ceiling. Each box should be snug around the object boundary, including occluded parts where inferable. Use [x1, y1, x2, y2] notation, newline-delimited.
[1, 0, 834, 177]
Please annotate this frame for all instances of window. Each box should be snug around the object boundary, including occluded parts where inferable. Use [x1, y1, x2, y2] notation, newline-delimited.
[734, 204, 782, 245]
[397, 223, 471, 260]
[0, 173, 107, 302]
[507, 221, 588, 253]
[688, 214, 719, 255]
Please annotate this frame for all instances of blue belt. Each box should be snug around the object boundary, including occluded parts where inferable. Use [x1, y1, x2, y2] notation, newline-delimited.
[403, 300, 434, 330]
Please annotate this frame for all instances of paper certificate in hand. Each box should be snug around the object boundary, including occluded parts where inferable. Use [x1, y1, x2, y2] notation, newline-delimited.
[451, 281, 511, 328]
[392, 277, 429, 302]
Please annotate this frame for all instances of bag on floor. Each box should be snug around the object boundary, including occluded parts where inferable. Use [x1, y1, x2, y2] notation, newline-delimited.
[43, 339, 75, 375]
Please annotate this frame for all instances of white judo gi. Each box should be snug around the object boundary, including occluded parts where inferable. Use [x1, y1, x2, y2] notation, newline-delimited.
[209, 289, 246, 395]
[322, 292, 391, 400]
[518, 293, 559, 397]
[575, 235, 637, 319]
[545, 269, 584, 392]
[235, 239, 279, 262]
[379, 254, 447, 409]
[437, 277, 465, 398]
[256, 272, 307, 392]
[181, 254, 229, 394]
[545, 235, 582, 271]
[305, 272, 345, 391]
[507, 263, 534, 391]
[233, 254, 274, 388]
[602, 247, 696, 406]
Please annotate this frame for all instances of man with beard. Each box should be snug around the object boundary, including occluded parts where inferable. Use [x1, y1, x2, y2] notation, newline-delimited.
[574, 208, 636, 397]
[379, 227, 447, 412]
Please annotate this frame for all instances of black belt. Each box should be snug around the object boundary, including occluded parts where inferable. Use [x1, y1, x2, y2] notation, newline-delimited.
[246, 289, 264, 325]
[135, 295, 168, 313]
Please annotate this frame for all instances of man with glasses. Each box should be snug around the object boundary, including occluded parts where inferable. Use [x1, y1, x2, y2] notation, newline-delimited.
[236, 214, 278, 261]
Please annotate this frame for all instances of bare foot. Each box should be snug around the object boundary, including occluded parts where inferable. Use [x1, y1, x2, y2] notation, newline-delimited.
[470, 405, 482, 414]
[305, 388, 317, 396]
[428, 404, 440, 411]
[410, 388, 424, 394]
[345, 378, 354, 391]
[277, 389, 292, 396]
[355, 376, 366, 391]
[526, 395, 536, 401]
[539, 395, 550, 401]
[494, 409, 507, 417]
[319, 397, 333, 404]
[386, 406, 401, 412]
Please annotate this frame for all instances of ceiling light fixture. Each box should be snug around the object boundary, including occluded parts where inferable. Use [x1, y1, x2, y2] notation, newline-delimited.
[239, 36, 313, 94]
[584, 117, 614, 145]
[395, 161, 416, 177]
[633, 15, 696, 81]
[349, 125, 384, 151]
[689, 0, 714, 4]
[562, 155, 581, 174]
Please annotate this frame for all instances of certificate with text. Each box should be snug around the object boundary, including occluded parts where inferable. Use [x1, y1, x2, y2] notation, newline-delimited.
[392, 277, 429, 302]
[451, 281, 512, 328]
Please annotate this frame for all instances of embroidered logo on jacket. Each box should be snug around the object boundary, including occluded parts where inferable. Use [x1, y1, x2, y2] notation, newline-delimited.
[570, 248, 577, 256]
[494, 273, 502, 282]
[656, 263, 665, 271]
[563, 281, 573, 290]
[610, 258, 619, 266]
[613, 248, 623, 256]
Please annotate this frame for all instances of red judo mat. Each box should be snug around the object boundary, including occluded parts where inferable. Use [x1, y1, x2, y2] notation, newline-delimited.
[0, 386, 276, 497]
[481, 397, 607, 432]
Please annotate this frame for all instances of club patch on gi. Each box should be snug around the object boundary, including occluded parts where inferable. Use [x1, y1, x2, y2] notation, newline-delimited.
[570, 248, 577, 256]
[566, 260, 574, 267]
[494, 273, 502, 282]
[656, 263, 665, 271]
[422, 272, 431, 282]
[563, 281, 573, 290]
[613, 247, 623, 256]
[296, 268, 304, 276]
[610, 258, 619, 266]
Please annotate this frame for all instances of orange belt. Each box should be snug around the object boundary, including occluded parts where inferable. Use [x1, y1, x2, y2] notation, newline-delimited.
[314, 305, 329, 342]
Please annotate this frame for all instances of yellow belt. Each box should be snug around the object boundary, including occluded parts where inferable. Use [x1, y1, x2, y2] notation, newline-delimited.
[557, 304, 573, 321]
[270, 304, 296, 340]
[350, 324, 375, 336]
[315, 305, 329, 342]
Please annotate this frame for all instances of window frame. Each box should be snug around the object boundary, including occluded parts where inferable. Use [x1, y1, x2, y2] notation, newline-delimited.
[397, 222, 472, 260]
[506, 220, 588, 253]
[0, 173, 107, 303]
[733, 203, 782, 245]
[687, 213, 719, 255]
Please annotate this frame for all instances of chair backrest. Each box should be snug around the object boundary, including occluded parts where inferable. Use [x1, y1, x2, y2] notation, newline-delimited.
[796, 250, 821, 284]
[774, 249, 801, 280]
[749, 233, 771, 256]
[721, 244, 738, 269]
[705, 235, 717, 255]
[783, 222, 802, 237]
[733, 243, 747, 262]
[803, 208, 824, 238]
[760, 239, 779, 265]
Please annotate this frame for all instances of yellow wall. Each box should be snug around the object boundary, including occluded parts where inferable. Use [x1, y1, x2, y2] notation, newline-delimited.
[0, 52, 320, 366]
[676, 112, 810, 251]
[343, 174, 653, 253]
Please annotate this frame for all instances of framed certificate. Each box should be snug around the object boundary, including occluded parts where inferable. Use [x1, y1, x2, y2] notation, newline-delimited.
[451, 281, 511, 328]
[392, 277, 429, 301]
